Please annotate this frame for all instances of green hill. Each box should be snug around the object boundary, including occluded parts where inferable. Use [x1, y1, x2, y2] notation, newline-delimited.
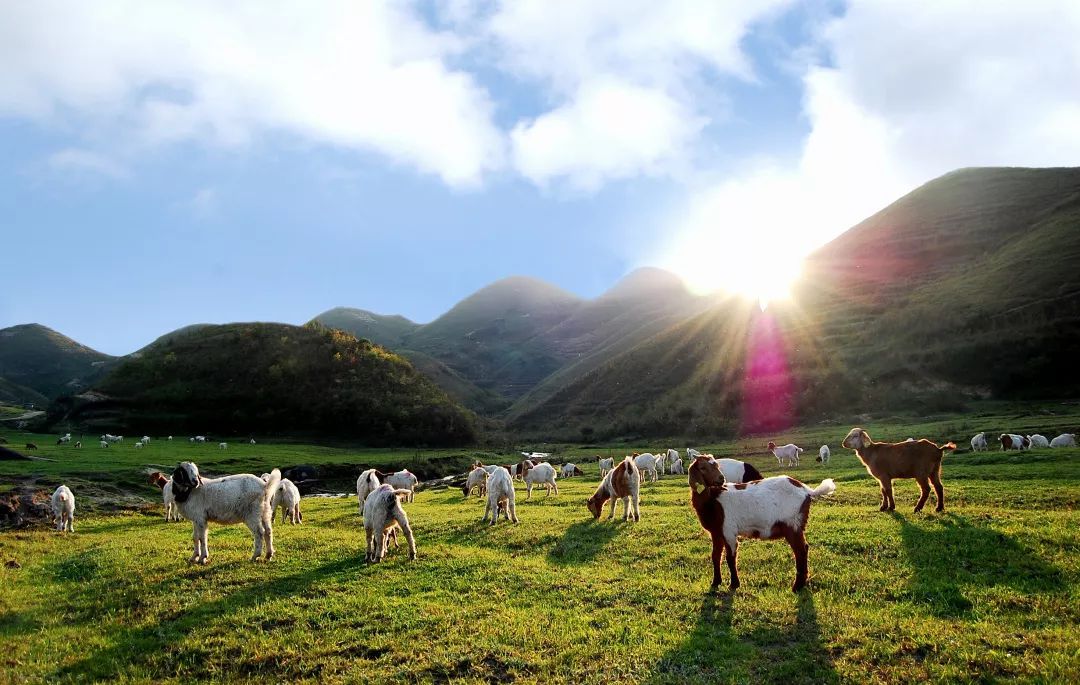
[0, 376, 49, 407]
[509, 167, 1080, 438]
[53, 322, 476, 445]
[0, 323, 116, 398]
[310, 308, 419, 349]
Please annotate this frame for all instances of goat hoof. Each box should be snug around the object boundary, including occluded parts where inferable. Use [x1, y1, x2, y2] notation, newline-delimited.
[200, 558, 210, 565]
[913, 506, 924, 513]
[935, 506, 944, 512]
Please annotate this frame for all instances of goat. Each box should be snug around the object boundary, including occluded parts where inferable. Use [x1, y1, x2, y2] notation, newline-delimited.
[767, 442, 802, 467]
[51, 485, 75, 532]
[688, 455, 835, 592]
[218, 442, 228, 450]
[463, 466, 489, 498]
[586, 456, 641, 521]
[669, 456, 685, 475]
[970, 432, 989, 451]
[135, 442, 143, 449]
[73, 441, 81, 448]
[560, 463, 583, 478]
[706, 456, 764, 483]
[1027, 434, 1049, 449]
[271, 478, 302, 524]
[356, 469, 381, 515]
[516, 459, 535, 482]
[100, 441, 108, 448]
[482, 467, 518, 525]
[634, 453, 659, 483]
[524, 462, 559, 500]
[382, 469, 418, 503]
[817, 445, 830, 464]
[999, 433, 1029, 451]
[148, 471, 181, 522]
[597, 457, 614, 479]
[1050, 433, 1077, 448]
[363, 484, 417, 562]
[25, 443, 38, 450]
[842, 428, 956, 512]
[170, 462, 280, 564]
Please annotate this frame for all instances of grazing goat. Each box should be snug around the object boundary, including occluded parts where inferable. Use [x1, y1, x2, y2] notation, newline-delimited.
[356, 469, 381, 515]
[654, 451, 668, 475]
[170, 462, 280, 564]
[970, 432, 989, 451]
[842, 428, 955, 512]
[1027, 434, 1049, 449]
[817, 445, 830, 464]
[382, 469, 418, 503]
[598, 457, 614, 479]
[25, 443, 38, 450]
[100, 441, 108, 448]
[999, 433, 1029, 451]
[51, 485, 75, 533]
[768, 442, 802, 467]
[688, 456, 835, 592]
[135, 442, 143, 449]
[669, 456, 685, 475]
[524, 462, 559, 500]
[271, 478, 303, 524]
[707, 456, 764, 483]
[560, 463, 583, 478]
[363, 484, 417, 562]
[586, 456, 641, 521]
[56, 436, 70, 444]
[218, 442, 228, 450]
[687, 448, 701, 459]
[634, 453, 660, 483]
[73, 441, 81, 448]
[1050, 433, 1077, 448]
[463, 466, 489, 498]
[483, 467, 518, 525]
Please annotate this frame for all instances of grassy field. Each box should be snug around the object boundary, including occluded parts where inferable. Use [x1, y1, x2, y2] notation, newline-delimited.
[1, 413, 1079, 683]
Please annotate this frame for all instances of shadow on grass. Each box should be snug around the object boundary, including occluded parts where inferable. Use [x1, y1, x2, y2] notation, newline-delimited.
[545, 519, 621, 565]
[894, 512, 1064, 617]
[52, 554, 369, 681]
[649, 592, 837, 684]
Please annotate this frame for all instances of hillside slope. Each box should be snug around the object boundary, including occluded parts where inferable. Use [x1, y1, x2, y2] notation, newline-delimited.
[53, 322, 476, 445]
[311, 308, 419, 349]
[0, 324, 116, 398]
[510, 167, 1080, 438]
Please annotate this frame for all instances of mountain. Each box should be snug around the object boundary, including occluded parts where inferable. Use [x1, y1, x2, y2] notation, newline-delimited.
[310, 308, 419, 349]
[52, 322, 476, 445]
[314, 269, 710, 415]
[0, 376, 49, 407]
[0, 324, 116, 399]
[508, 167, 1080, 438]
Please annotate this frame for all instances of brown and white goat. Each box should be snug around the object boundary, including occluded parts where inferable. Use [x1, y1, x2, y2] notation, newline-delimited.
[688, 456, 835, 592]
[841, 428, 956, 512]
[586, 456, 641, 521]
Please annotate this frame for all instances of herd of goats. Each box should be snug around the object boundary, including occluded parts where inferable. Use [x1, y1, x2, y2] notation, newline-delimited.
[34, 426, 1079, 592]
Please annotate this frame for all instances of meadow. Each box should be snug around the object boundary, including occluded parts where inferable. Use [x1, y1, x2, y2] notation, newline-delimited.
[1, 411, 1079, 683]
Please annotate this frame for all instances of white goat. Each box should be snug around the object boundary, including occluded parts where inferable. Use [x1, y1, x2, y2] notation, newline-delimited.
[560, 463, 583, 478]
[163, 480, 182, 522]
[768, 442, 803, 466]
[51, 485, 75, 532]
[463, 466, 489, 498]
[708, 456, 765, 483]
[634, 453, 660, 483]
[269, 477, 302, 524]
[383, 469, 418, 502]
[363, 484, 417, 562]
[1027, 434, 1050, 449]
[598, 457, 614, 479]
[524, 462, 559, 500]
[654, 451, 668, 476]
[482, 467, 518, 525]
[170, 462, 280, 564]
[1050, 433, 1077, 448]
[818, 445, 831, 464]
[218, 442, 228, 450]
[356, 469, 381, 514]
[99, 440, 108, 448]
[970, 432, 989, 451]
[669, 456, 685, 475]
[134, 441, 143, 449]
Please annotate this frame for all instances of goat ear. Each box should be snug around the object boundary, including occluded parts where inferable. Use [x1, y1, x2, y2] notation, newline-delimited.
[861, 430, 871, 445]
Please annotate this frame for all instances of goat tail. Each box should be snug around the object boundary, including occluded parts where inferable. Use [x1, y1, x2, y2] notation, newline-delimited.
[806, 478, 836, 499]
[263, 468, 282, 501]
[942, 442, 957, 452]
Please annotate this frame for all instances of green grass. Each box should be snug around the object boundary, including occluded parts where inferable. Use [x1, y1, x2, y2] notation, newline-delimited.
[2, 414, 1079, 683]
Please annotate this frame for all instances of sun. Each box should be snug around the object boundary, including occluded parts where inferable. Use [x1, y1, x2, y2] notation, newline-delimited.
[679, 246, 803, 309]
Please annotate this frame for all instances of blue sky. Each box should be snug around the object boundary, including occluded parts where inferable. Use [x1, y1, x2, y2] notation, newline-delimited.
[2, 1, 1078, 355]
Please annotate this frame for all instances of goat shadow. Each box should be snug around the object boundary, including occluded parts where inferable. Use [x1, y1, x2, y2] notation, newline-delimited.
[51, 553, 369, 681]
[648, 591, 838, 684]
[893, 512, 1064, 617]
[545, 518, 621, 565]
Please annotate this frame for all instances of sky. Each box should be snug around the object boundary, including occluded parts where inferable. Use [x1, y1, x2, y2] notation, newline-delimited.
[2, 0, 1079, 355]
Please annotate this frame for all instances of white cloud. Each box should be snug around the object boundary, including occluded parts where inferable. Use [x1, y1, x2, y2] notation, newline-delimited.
[463, 0, 793, 188]
[659, 0, 1080, 299]
[0, 1, 504, 187]
[511, 79, 705, 189]
[45, 148, 129, 179]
